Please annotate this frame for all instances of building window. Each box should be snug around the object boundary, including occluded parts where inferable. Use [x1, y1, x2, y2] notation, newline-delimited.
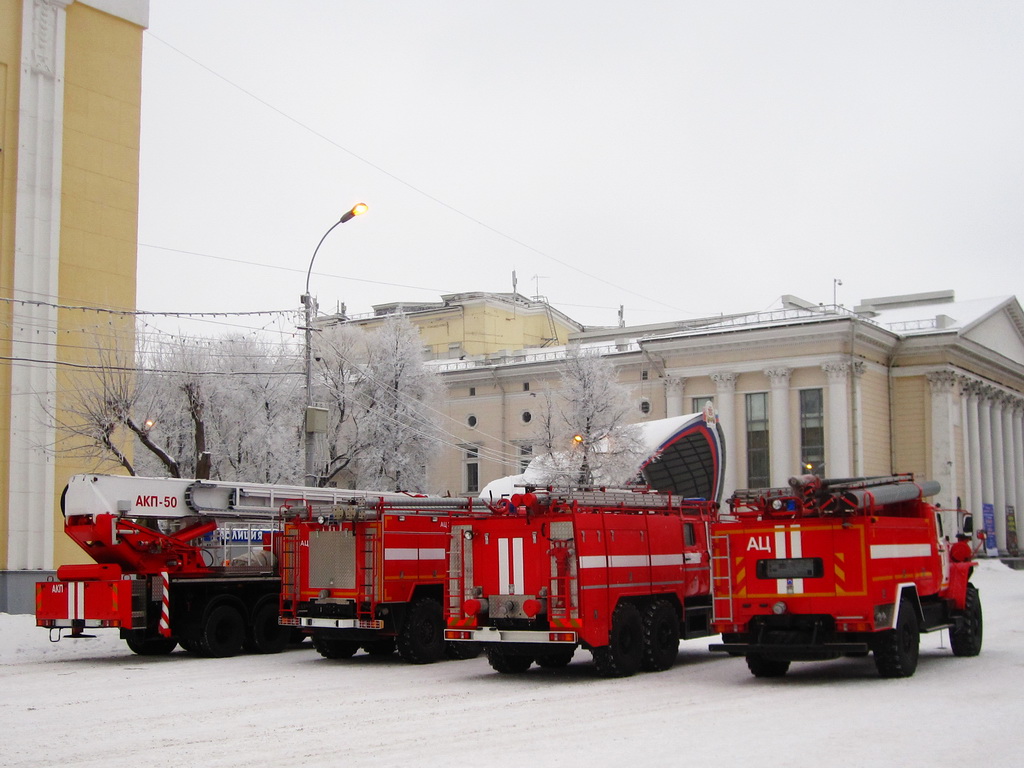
[641, 369, 649, 381]
[519, 445, 533, 473]
[464, 446, 480, 493]
[639, 400, 651, 414]
[523, 382, 530, 392]
[469, 387, 476, 397]
[467, 415, 477, 428]
[692, 396, 714, 413]
[800, 388, 825, 475]
[745, 392, 770, 488]
[521, 411, 532, 424]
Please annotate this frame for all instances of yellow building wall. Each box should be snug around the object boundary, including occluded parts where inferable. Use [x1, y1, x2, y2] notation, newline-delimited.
[858, 368, 892, 475]
[358, 301, 575, 358]
[0, 2, 143, 571]
[50, 4, 143, 567]
[892, 376, 928, 479]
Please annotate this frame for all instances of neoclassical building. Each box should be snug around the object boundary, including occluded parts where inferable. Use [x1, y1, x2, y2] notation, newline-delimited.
[429, 290, 1024, 556]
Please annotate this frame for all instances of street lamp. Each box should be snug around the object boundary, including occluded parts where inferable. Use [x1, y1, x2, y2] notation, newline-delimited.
[302, 202, 368, 486]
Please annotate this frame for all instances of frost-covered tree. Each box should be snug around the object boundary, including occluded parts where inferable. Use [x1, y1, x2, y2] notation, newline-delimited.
[312, 315, 442, 492]
[531, 347, 646, 488]
[133, 335, 303, 483]
[57, 331, 303, 482]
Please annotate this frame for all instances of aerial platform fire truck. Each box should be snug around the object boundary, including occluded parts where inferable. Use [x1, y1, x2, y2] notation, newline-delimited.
[36, 474, 403, 657]
[280, 494, 487, 664]
[444, 488, 720, 677]
[708, 474, 983, 678]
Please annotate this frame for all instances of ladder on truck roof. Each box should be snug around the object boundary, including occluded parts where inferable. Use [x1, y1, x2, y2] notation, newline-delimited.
[66, 474, 476, 520]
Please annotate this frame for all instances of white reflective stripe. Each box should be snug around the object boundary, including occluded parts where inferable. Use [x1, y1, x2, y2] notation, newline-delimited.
[498, 538, 511, 595]
[384, 548, 419, 560]
[67, 584, 75, 620]
[609, 555, 651, 568]
[789, 530, 804, 594]
[651, 554, 686, 567]
[578, 555, 608, 569]
[384, 548, 448, 560]
[871, 544, 932, 559]
[512, 537, 524, 594]
[775, 527, 788, 593]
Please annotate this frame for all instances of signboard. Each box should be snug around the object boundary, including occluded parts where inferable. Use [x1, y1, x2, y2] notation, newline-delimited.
[982, 503, 998, 555]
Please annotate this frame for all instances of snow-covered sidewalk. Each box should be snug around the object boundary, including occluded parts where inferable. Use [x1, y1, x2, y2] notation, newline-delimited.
[2, 560, 1021, 768]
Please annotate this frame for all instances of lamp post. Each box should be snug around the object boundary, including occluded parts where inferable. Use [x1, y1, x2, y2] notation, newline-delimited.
[302, 202, 368, 486]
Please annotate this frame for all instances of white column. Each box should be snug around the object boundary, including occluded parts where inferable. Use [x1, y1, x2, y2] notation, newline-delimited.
[822, 362, 852, 477]
[8, 0, 73, 571]
[1001, 397, 1017, 549]
[978, 390, 996, 553]
[926, 371, 957, 510]
[665, 377, 686, 418]
[1012, 400, 1024, 555]
[964, 381, 983, 516]
[992, 394, 1007, 552]
[712, 372, 738, 497]
[765, 368, 792, 485]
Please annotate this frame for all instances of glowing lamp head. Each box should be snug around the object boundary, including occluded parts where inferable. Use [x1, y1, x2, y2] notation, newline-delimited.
[340, 202, 369, 223]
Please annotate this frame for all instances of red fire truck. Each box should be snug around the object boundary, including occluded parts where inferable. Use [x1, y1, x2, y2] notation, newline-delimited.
[36, 474, 408, 657]
[280, 494, 489, 663]
[708, 474, 983, 678]
[444, 488, 720, 676]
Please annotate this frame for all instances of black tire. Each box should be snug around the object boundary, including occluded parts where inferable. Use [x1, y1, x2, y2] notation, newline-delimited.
[397, 597, 445, 664]
[312, 632, 360, 659]
[746, 654, 790, 677]
[949, 583, 983, 657]
[593, 602, 644, 678]
[362, 637, 397, 657]
[445, 641, 482, 660]
[195, 604, 245, 658]
[243, 599, 290, 655]
[487, 649, 534, 674]
[641, 600, 680, 672]
[535, 649, 575, 668]
[125, 634, 178, 656]
[873, 597, 920, 678]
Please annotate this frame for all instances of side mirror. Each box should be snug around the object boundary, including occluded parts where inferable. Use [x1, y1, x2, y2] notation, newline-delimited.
[961, 513, 974, 535]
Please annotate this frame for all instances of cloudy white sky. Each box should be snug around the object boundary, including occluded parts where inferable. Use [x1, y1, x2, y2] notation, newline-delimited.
[136, 1, 1024, 333]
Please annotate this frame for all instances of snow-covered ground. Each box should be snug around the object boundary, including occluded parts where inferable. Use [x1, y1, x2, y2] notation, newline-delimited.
[3, 560, 1022, 768]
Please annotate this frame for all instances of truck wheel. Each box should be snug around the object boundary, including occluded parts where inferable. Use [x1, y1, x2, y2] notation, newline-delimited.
[487, 649, 533, 673]
[125, 634, 177, 656]
[397, 597, 445, 664]
[641, 600, 680, 672]
[362, 638, 396, 657]
[873, 598, 920, 678]
[949, 583, 983, 657]
[445, 641, 482, 660]
[243, 599, 290, 655]
[535, 649, 575, 668]
[196, 604, 246, 658]
[312, 632, 360, 659]
[593, 601, 644, 677]
[746, 654, 790, 677]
